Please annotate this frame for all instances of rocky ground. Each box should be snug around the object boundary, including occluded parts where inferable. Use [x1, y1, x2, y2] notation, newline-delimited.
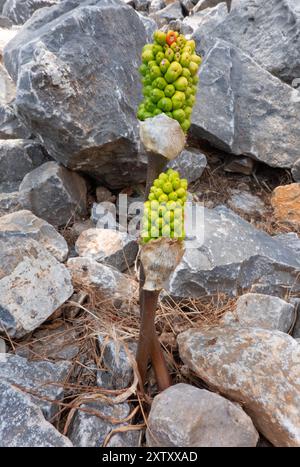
[0, 0, 300, 448]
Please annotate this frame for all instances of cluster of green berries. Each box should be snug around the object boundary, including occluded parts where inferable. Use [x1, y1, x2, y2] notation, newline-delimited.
[141, 169, 187, 243]
[137, 29, 201, 133]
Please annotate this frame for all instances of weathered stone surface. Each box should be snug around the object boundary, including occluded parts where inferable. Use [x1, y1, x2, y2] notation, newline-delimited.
[97, 336, 137, 389]
[0, 236, 73, 338]
[0, 62, 15, 104]
[178, 327, 300, 447]
[68, 400, 139, 447]
[16, 325, 79, 361]
[0, 337, 5, 353]
[224, 155, 255, 175]
[3, 0, 151, 189]
[96, 186, 116, 204]
[180, 0, 194, 14]
[168, 205, 300, 298]
[221, 293, 295, 333]
[0, 380, 72, 447]
[0, 139, 48, 192]
[151, 1, 183, 27]
[227, 189, 266, 216]
[191, 39, 300, 170]
[75, 228, 138, 272]
[271, 183, 300, 227]
[0, 15, 14, 28]
[0, 23, 19, 57]
[0, 210, 68, 262]
[182, 2, 228, 35]
[167, 148, 207, 183]
[19, 161, 87, 227]
[0, 191, 20, 215]
[291, 299, 300, 339]
[91, 203, 118, 230]
[3, 0, 59, 25]
[0, 353, 71, 419]
[149, 0, 165, 14]
[67, 257, 138, 304]
[140, 114, 186, 161]
[276, 232, 300, 256]
[147, 383, 258, 447]
[193, 0, 231, 12]
[197, 0, 300, 84]
[0, 103, 31, 139]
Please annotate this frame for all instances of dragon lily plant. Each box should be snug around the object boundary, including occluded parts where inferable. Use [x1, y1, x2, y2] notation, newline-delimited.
[136, 30, 201, 392]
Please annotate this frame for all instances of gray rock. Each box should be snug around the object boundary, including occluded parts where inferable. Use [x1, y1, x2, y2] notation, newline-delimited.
[75, 228, 138, 272]
[3, 0, 59, 25]
[0, 337, 5, 352]
[19, 161, 87, 227]
[167, 148, 207, 183]
[96, 186, 115, 204]
[197, 0, 300, 83]
[178, 326, 300, 447]
[151, 1, 183, 27]
[136, 10, 157, 38]
[0, 103, 31, 139]
[291, 299, 300, 339]
[91, 202, 118, 230]
[0, 1, 7, 13]
[3, 0, 151, 189]
[191, 39, 300, 169]
[149, 0, 165, 14]
[221, 293, 296, 333]
[0, 210, 69, 262]
[140, 114, 186, 161]
[0, 353, 71, 420]
[182, 2, 228, 35]
[0, 236, 73, 338]
[0, 62, 15, 104]
[275, 232, 300, 255]
[0, 191, 20, 216]
[168, 205, 300, 298]
[0, 139, 48, 192]
[193, 0, 231, 12]
[97, 336, 137, 389]
[71, 219, 94, 239]
[68, 400, 139, 447]
[292, 158, 300, 182]
[227, 189, 266, 216]
[224, 155, 255, 175]
[0, 15, 14, 28]
[147, 383, 258, 447]
[0, 380, 72, 447]
[180, 0, 194, 14]
[67, 257, 137, 305]
[133, 0, 149, 11]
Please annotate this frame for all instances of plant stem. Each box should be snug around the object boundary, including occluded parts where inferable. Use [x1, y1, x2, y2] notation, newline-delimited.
[136, 151, 171, 392]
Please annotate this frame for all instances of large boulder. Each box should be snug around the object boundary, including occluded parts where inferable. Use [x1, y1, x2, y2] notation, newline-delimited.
[146, 383, 258, 447]
[0, 354, 71, 420]
[195, 0, 300, 84]
[191, 39, 300, 171]
[178, 327, 300, 447]
[0, 139, 48, 192]
[0, 236, 73, 338]
[19, 161, 87, 227]
[0, 380, 72, 447]
[3, 0, 59, 25]
[168, 205, 300, 298]
[3, 0, 152, 188]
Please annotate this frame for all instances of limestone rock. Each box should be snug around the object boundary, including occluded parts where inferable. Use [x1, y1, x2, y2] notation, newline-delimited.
[0, 139, 48, 192]
[3, 0, 151, 188]
[191, 39, 300, 169]
[0, 236, 73, 338]
[140, 114, 186, 161]
[168, 205, 300, 298]
[0, 103, 31, 139]
[178, 326, 300, 447]
[146, 383, 258, 447]
[67, 257, 138, 304]
[227, 190, 266, 216]
[0, 210, 69, 262]
[182, 2, 228, 35]
[0, 353, 71, 420]
[68, 400, 139, 447]
[3, 0, 59, 25]
[271, 183, 300, 227]
[0, 191, 20, 216]
[75, 228, 138, 272]
[0, 380, 72, 447]
[167, 148, 207, 183]
[151, 1, 183, 27]
[221, 293, 295, 333]
[19, 161, 87, 227]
